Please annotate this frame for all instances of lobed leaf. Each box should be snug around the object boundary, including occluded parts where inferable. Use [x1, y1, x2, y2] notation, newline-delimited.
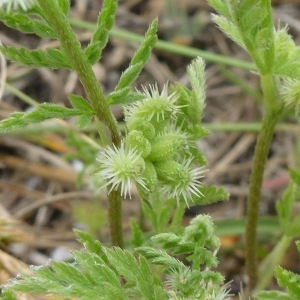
[0, 12, 56, 38]
[212, 15, 246, 50]
[85, 0, 118, 64]
[130, 218, 145, 247]
[276, 266, 300, 298]
[0, 103, 84, 133]
[107, 90, 145, 106]
[136, 247, 186, 270]
[187, 57, 206, 123]
[186, 184, 229, 206]
[69, 94, 94, 113]
[58, 0, 70, 15]
[0, 46, 72, 69]
[255, 290, 293, 300]
[113, 19, 158, 94]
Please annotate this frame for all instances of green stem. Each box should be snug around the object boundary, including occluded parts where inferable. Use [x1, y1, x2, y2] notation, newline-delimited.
[37, 0, 123, 247]
[68, 18, 255, 71]
[245, 74, 282, 295]
[107, 189, 124, 248]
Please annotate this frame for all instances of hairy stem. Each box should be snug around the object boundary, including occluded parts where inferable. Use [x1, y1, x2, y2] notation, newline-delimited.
[108, 189, 124, 248]
[37, 0, 123, 247]
[245, 74, 282, 295]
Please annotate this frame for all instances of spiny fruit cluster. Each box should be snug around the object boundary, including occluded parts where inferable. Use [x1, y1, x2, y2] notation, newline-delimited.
[97, 59, 207, 205]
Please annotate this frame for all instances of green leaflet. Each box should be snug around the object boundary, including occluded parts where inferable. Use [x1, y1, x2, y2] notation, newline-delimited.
[0, 12, 56, 38]
[85, 0, 118, 65]
[0, 103, 87, 133]
[0, 46, 72, 69]
[109, 19, 158, 105]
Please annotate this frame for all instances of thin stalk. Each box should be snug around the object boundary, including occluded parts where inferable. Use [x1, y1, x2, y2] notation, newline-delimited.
[245, 74, 282, 295]
[37, 0, 123, 247]
[69, 18, 256, 71]
[107, 189, 124, 248]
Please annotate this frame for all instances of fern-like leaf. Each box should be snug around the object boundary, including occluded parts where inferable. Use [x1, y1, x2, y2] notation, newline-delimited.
[0, 12, 56, 38]
[85, 0, 118, 64]
[109, 19, 158, 105]
[0, 103, 87, 133]
[276, 266, 300, 298]
[0, 46, 72, 69]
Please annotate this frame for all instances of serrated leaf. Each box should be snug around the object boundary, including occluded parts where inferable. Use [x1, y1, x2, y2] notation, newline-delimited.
[255, 290, 292, 300]
[136, 247, 185, 270]
[187, 57, 206, 123]
[212, 15, 246, 50]
[0, 46, 72, 69]
[107, 90, 144, 105]
[74, 229, 103, 255]
[115, 63, 143, 91]
[137, 256, 155, 300]
[0, 103, 81, 133]
[1, 13, 56, 38]
[69, 94, 94, 112]
[51, 261, 93, 288]
[276, 266, 300, 298]
[130, 218, 145, 247]
[207, 0, 232, 20]
[85, 0, 117, 64]
[77, 114, 93, 129]
[113, 19, 158, 92]
[151, 232, 181, 249]
[186, 185, 229, 206]
[85, 41, 105, 64]
[58, 0, 70, 15]
[103, 248, 138, 282]
[107, 87, 131, 105]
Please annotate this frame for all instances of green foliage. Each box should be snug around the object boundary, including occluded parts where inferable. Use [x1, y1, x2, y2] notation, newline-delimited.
[276, 169, 300, 237]
[0, 102, 94, 133]
[57, 0, 70, 15]
[208, 0, 275, 72]
[255, 290, 293, 300]
[107, 19, 158, 105]
[137, 215, 229, 300]
[0, 46, 72, 69]
[276, 266, 300, 298]
[69, 94, 95, 129]
[85, 0, 118, 65]
[0, 11, 56, 38]
[1, 218, 230, 300]
[187, 185, 229, 206]
[130, 218, 145, 247]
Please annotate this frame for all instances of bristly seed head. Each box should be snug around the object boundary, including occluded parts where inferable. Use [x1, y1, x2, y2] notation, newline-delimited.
[125, 83, 181, 122]
[96, 142, 148, 198]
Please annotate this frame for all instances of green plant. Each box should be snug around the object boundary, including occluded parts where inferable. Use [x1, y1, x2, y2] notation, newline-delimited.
[1, 216, 232, 300]
[1, 0, 300, 299]
[207, 0, 300, 296]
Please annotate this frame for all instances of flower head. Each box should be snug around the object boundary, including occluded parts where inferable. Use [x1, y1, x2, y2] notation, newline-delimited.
[157, 157, 206, 206]
[125, 84, 180, 122]
[96, 142, 148, 198]
[0, 0, 36, 11]
[281, 78, 300, 116]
